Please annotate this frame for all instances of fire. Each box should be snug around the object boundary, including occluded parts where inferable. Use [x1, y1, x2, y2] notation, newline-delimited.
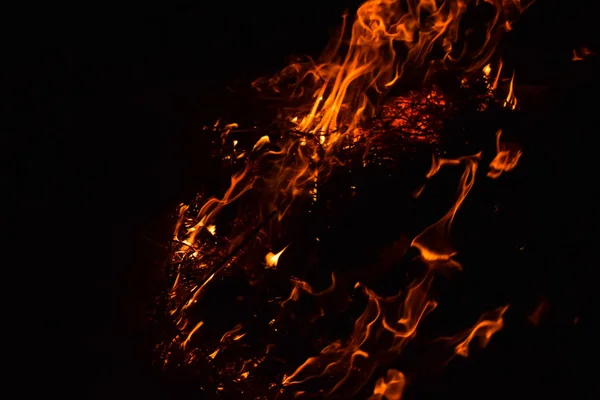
[527, 298, 549, 326]
[488, 129, 522, 178]
[280, 273, 337, 307]
[370, 369, 406, 400]
[154, 0, 534, 397]
[483, 63, 492, 77]
[454, 305, 508, 357]
[503, 71, 518, 110]
[265, 244, 290, 268]
[258, 0, 529, 145]
[206, 224, 216, 236]
[411, 151, 484, 269]
[572, 46, 595, 61]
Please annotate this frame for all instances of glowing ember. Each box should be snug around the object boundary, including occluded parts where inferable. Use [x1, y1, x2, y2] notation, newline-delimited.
[153, 0, 533, 397]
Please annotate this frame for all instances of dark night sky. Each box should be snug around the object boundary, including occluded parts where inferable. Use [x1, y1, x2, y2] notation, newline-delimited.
[6, 0, 598, 398]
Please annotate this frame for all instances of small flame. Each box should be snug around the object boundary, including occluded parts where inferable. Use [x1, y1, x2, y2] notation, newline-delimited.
[207, 225, 216, 236]
[265, 244, 290, 268]
[220, 324, 244, 343]
[181, 321, 204, 349]
[454, 305, 508, 357]
[370, 369, 406, 400]
[411, 153, 482, 265]
[281, 272, 337, 307]
[483, 63, 492, 77]
[572, 46, 595, 61]
[527, 298, 549, 326]
[252, 135, 271, 151]
[482, 59, 503, 91]
[488, 129, 522, 178]
[503, 72, 518, 110]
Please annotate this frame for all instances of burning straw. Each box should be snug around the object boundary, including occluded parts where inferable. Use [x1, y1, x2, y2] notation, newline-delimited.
[152, 0, 532, 398]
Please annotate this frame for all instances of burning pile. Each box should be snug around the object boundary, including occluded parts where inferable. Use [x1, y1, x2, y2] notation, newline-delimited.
[153, 0, 531, 398]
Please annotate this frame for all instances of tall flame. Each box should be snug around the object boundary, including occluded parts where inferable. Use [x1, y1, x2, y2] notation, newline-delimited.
[157, 0, 532, 397]
[259, 0, 531, 145]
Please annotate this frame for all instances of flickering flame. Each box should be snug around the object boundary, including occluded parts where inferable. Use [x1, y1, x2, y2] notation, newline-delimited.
[370, 369, 406, 400]
[157, 0, 532, 396]
[257, 0, 529, 145]
[412, 152, 481, 265]
[280, 272, 337, 307]
[220, 324, 244, 343]
[252, 135, 271, 151]
[488, 129, 522, 178]
[482, 59, 503, 91]
[527, 298, 549, 326]
[503, 71, 518, 110]
[572, 46, 595, 61]
[265, 244, 290, 268]
[454, 305, 508, 357]
[483, 63, 492, 77]
[207, 225, 216, 236]
[182, 321, 204, 349]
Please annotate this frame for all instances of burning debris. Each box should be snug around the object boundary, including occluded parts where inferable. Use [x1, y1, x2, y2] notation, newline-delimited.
[152, 0, 534, 398]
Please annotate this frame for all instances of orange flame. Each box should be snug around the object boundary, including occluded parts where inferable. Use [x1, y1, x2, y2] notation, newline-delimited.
[281, 272, 337, 307]
[158, 0, 534, 395]
[454, 305, 508, 357]
[572, 46, 595, 61]
[370, 369, 406, 400]
[277, 0, 526, 142]
[411, 152, 481, 265]
[503, 71, 518, 110]
[220, 324, 244, 343]
[181, 320, 204, 349]
[167, 0, 531, 311]
[281, 276, 436, 396]
[527, 298, 549, 326]
[265, 244, 290, 268]
[488, 129, 522, 178]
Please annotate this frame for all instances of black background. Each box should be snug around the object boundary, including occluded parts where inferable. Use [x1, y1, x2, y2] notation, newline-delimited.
[6, 0, 598, 398]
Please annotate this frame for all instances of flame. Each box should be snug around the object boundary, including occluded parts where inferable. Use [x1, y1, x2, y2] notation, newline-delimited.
[454, 305, 508, 357]
[207, 224, 217, 236]
[411, 152, 481, 264]
[370, 369, 406, 400]
[281, 284, 382, 393]
[181, 320, 204, 349]
[281, 272, 337, 307]
[503, 71, 518, 110]
[488, 129, 522, 178]
[280, 276, 436, 396]
[252, 135, 271, 151]
[265, 244, 290, 268]
[483, 63, 492, 77]
[482, 59, 503, 91]
[166, 0, 530, 299]
[527, 298, 549, 326]
[258, 0, 529, 144]
[572, 46, 595, 61]
[220, 324, 244, 343]
[156, 0, 534, 396]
